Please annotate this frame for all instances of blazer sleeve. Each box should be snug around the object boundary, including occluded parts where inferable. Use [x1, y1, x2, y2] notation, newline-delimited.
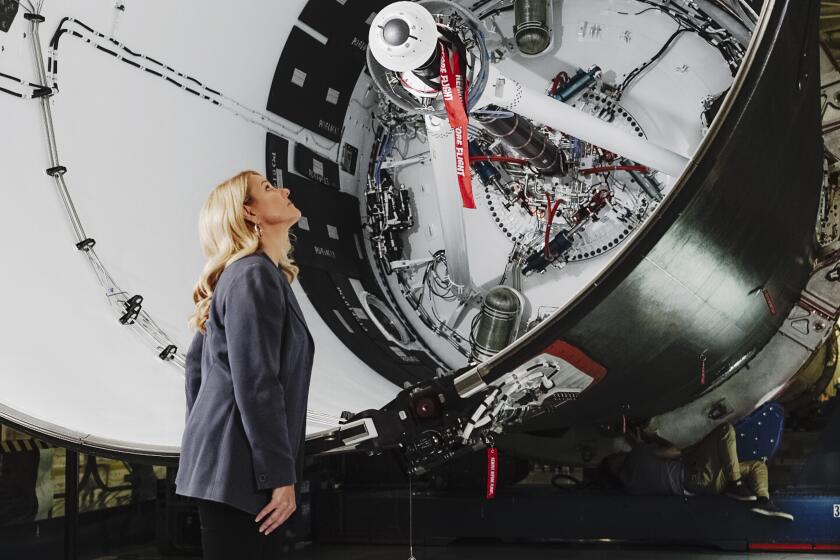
[184, 330, 205, 420]
[224, 262, 296, 490]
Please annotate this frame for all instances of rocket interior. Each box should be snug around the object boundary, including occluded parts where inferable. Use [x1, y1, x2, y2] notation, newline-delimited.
[6, 0, 840, 554]
[0, 0, 824, 471]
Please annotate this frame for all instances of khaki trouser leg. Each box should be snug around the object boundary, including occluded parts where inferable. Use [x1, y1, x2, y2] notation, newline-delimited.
[740, 460, 769, 499]
[683, 423, 742, 494]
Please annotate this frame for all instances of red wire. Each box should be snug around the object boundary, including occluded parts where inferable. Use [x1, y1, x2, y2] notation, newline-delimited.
[544, 193, 564, 259]
[579, 164, 649, 175]
[470, 155, 529, 165]
[397, 74, 439, 94]
[470, 160, 647, 173]
[549, 71, 569, 97]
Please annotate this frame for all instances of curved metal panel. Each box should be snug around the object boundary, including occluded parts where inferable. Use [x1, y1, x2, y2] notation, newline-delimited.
[483, 0, 825, 429]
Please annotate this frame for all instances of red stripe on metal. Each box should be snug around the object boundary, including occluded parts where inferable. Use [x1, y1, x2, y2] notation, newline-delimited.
[542, 340, 607, 382]
[749, 543, 840, 551]
[762, 288, 777, 315]
[749, 543, 813, 551]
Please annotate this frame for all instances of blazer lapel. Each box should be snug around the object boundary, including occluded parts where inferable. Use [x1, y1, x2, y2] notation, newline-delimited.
[283, 282, 314, 346]
[256, 251, 314, 346]
[285, 285, 305, 325]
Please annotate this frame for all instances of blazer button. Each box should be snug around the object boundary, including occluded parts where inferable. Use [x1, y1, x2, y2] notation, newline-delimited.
[259, 474, 266, 481]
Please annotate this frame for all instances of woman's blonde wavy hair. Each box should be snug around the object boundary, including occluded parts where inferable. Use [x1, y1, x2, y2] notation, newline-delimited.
[187, 169, 299, 333]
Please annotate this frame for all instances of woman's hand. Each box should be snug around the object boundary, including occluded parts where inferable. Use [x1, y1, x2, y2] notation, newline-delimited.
[255, 484, 296, 535]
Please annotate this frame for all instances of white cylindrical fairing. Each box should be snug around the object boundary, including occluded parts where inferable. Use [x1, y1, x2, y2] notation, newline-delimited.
[476, 65, 690, 178]
[424, 114, 474, 298]
[368, 1, 439, 73]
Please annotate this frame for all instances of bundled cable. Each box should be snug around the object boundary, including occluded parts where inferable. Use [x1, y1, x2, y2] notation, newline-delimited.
[410, 250, 471, 356]
[615, 26, 693, 105]
[628, 0, 744, 74]
[0, 71, 50, 99]
[543, 192, 564, 259]
[45, 18, 337, 157]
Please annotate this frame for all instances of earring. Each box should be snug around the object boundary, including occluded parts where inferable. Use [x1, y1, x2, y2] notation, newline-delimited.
[254, 223, 262, 238]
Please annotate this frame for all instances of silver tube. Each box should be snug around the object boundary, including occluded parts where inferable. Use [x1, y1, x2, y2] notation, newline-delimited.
[514, 0, 552, 55]
[470, 286, 523, 362]
[41, 99, 61, 167]
[30, 23, 48, 85]
[628, 168, 663, 202]
[31, 22, 88, 241]
[453, 368, 488, 398]
[474, 105, 567, 176]
[31, 25, 60, 168]
[694, 0, 752, 47]
[56, 176, 88, 241]
[727, 0, 757, 30]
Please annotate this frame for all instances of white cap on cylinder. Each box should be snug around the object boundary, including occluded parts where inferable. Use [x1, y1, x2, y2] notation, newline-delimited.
[368, 1, 439, 72]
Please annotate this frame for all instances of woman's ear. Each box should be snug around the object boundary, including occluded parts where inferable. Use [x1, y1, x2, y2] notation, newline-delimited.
[242, 203, 257, 223]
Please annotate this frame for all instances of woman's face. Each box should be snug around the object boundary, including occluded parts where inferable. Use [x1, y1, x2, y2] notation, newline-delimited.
[245, 173, 300, 226]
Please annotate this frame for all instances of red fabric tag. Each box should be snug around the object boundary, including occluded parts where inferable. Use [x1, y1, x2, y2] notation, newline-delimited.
[486, 446, 498, 499]
[762, 288, 777, 315]
[438, 43, 475, 209]
[451, 48, 468, 109]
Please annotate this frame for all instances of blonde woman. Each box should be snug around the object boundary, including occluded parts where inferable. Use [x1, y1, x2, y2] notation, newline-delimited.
[175, 170, 315, 558]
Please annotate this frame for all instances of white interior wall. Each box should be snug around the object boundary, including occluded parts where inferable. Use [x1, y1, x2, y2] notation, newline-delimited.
[0, 0, 398, 455]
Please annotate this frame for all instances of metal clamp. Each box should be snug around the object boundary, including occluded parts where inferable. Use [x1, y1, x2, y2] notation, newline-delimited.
[158, 344, 177, 361]
[119, 295, 143, 325]
[338, 417, 379, 447]
[75, 238, 96, 251]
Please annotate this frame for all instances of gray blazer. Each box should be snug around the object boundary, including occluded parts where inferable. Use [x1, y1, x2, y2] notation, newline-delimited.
[175, 251, 314, 515]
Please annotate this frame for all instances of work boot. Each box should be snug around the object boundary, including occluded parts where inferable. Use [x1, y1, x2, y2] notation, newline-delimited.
[751, 497, 794, 521]
[724, 479, 757, 501]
